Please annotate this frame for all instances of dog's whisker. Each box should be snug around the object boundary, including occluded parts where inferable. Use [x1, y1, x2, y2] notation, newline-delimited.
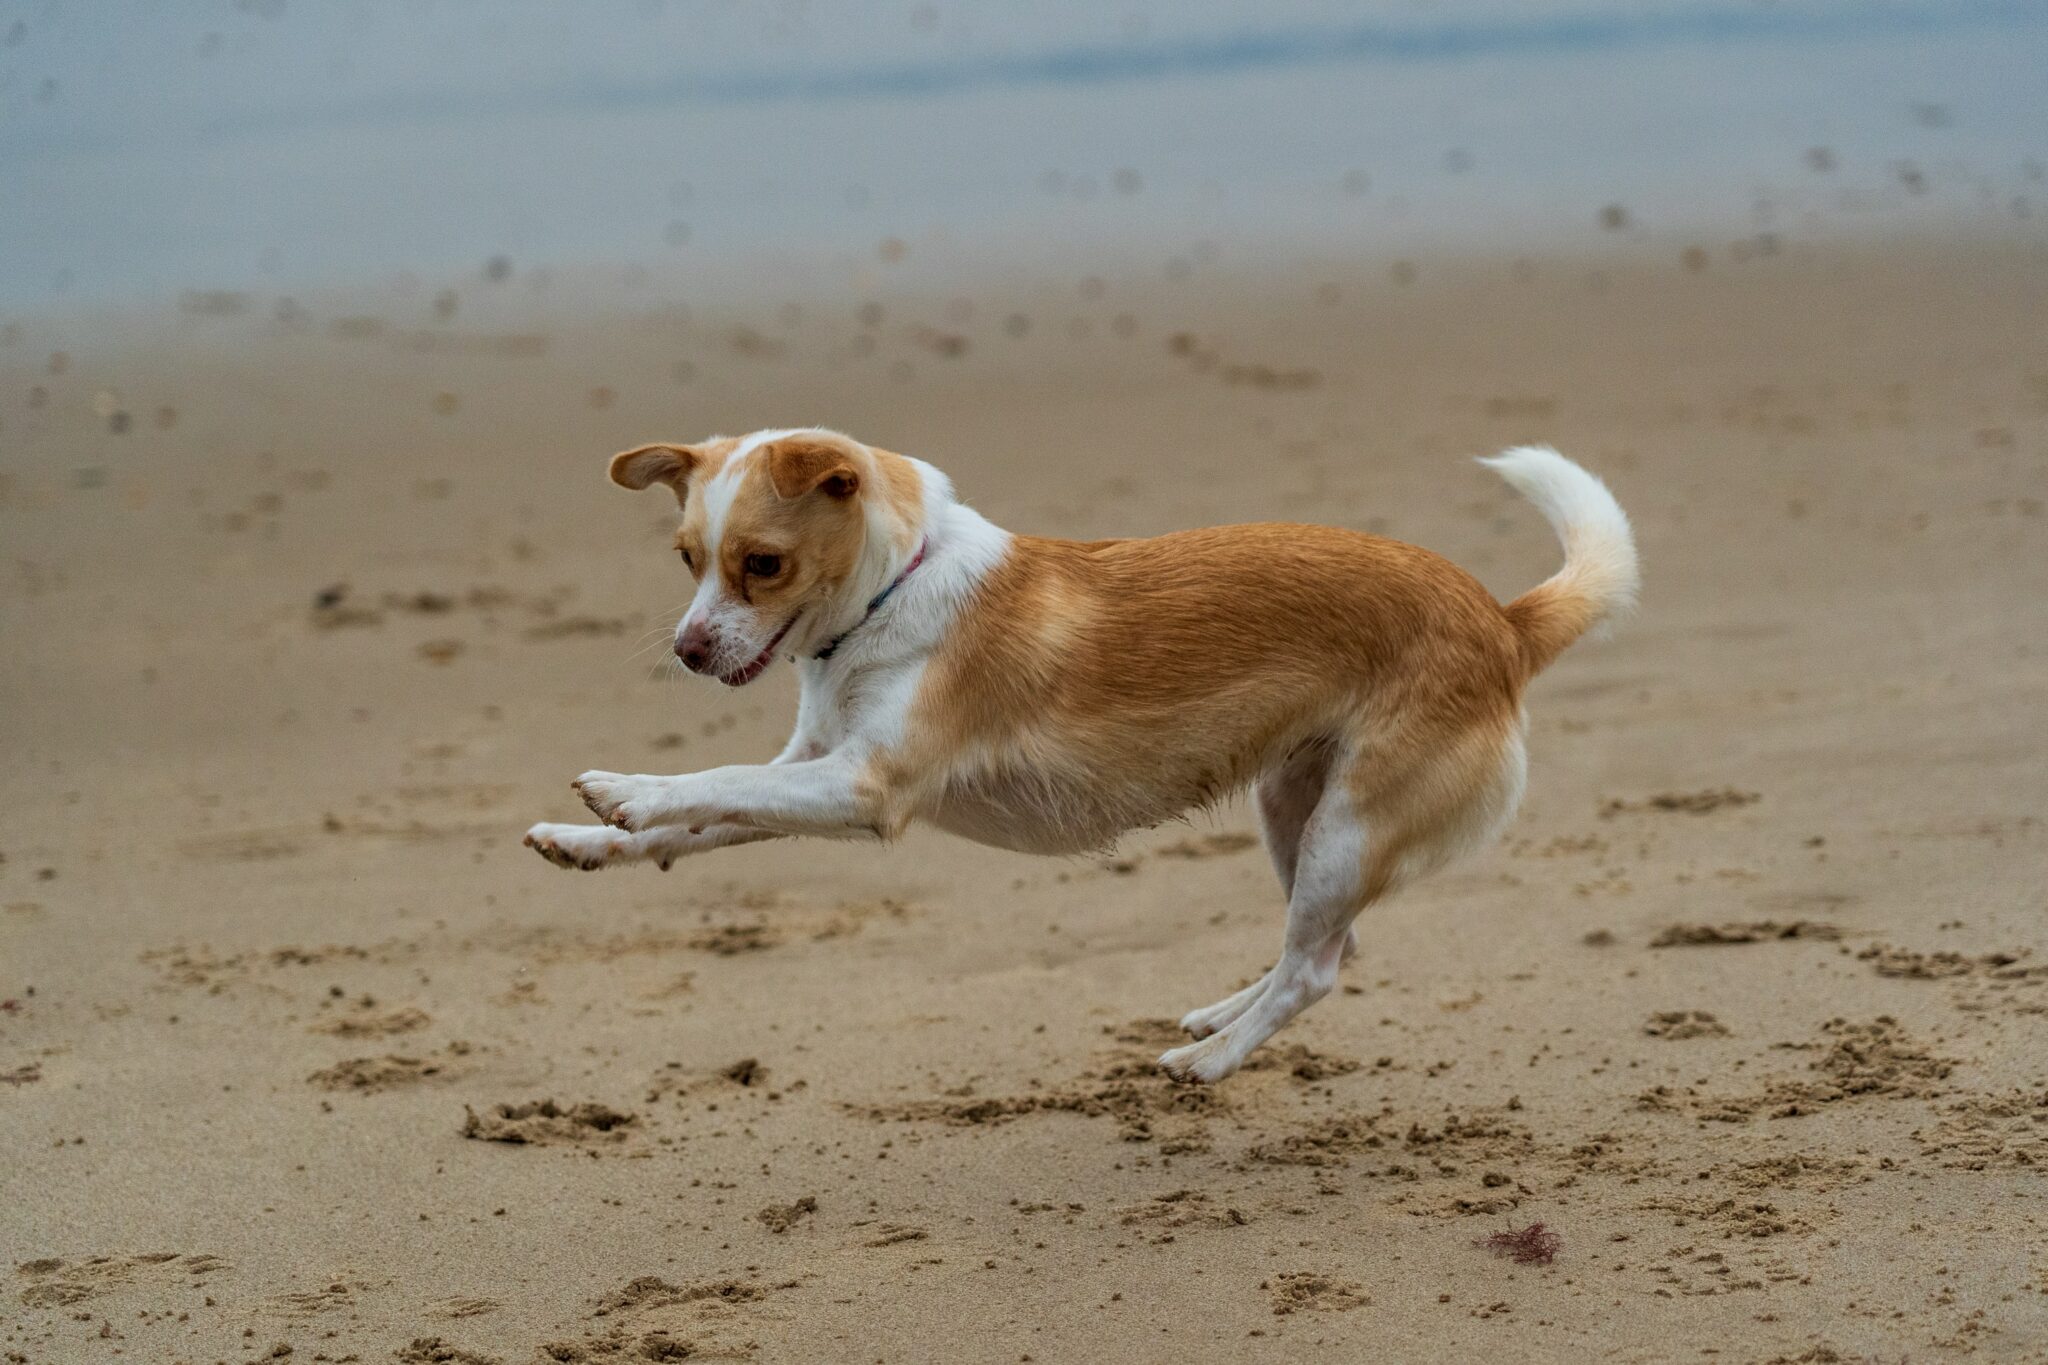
[623, 621, 676, 658]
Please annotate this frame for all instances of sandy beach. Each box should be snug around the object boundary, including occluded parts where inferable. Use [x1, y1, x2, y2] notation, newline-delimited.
[3, 229, 2046, 1361]
[7, 1, 2048, 1359]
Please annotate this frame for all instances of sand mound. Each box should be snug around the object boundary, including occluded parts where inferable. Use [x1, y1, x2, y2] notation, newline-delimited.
[460, 1100, 637, 1145]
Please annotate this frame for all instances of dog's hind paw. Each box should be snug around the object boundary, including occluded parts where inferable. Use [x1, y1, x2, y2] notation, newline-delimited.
[1157, 1037, 1243, 1085]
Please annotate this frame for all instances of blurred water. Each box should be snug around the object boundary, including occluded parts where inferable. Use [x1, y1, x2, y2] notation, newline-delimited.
[1, 0, 2043, 309]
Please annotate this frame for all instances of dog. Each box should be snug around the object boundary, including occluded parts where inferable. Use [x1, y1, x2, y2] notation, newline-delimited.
[525, 429, 1637, 1082]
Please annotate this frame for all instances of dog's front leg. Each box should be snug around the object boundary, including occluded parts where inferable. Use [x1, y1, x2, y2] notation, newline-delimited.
[575, 755, 891, 840]
[523, 820, 781, 871]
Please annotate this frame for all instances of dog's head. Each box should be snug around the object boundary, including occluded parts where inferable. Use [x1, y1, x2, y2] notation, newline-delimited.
[609, 428, 923, 685]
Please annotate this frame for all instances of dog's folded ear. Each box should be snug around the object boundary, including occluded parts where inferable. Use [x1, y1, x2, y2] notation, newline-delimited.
[608, 444, 698, 503]
[767, 439, 862, 501]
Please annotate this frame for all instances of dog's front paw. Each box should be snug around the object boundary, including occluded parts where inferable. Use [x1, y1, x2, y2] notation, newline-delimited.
[524, 822, 633, 870]
[571, 771, 673, 831]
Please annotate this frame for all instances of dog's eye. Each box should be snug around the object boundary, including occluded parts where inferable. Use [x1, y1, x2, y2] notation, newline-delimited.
[678, 548, 697, 573]
[744, 553, 782, 578]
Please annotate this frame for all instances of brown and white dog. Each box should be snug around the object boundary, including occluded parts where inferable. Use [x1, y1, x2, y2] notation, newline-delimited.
[525, 429, 1638, 1082]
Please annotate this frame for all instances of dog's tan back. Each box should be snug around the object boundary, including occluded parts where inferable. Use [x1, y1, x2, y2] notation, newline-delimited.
[897, 525, 1526, 856]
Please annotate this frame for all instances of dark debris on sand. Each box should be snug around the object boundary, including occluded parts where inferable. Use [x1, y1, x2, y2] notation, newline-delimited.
[1476, 1222, 1563, 1265]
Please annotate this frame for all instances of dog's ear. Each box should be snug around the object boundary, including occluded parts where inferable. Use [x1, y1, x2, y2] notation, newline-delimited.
[608, 444, 698, 504]
[766, 439, 861, 501]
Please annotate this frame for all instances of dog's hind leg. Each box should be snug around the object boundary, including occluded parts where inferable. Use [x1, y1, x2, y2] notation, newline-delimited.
[1179, 740, 1334, 1039]
[1161, 772, 1368, 1082]
[1160, 720, 1524, 1083]
[1177, 922, 1358, 1041]
[1253, 738, 1332, 896]
[1177, 974, 1271, 1041]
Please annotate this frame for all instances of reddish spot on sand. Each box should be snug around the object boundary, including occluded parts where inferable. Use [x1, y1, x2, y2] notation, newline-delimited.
[1476, 1222, 1562, 1265]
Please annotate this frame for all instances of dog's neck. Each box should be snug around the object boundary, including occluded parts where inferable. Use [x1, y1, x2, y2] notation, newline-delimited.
[813, 539, 927, 660]
[798, 470, 1011, 677]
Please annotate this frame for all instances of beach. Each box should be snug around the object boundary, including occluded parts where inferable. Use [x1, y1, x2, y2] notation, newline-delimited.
[4, 232, 2047, 1361]
[6, 2, 2048, 1359]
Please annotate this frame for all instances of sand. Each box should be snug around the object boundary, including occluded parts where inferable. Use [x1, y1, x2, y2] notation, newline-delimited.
[3, 237, 2047, 1362]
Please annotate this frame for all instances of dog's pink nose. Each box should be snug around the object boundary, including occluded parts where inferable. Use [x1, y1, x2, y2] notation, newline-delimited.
[675, 619, 716, 674]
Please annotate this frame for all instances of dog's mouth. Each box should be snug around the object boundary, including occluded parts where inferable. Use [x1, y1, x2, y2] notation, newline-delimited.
[715, 616, 796, 687]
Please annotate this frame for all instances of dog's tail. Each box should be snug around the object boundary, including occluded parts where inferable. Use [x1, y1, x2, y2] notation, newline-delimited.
[1479, 445, 1639, 677]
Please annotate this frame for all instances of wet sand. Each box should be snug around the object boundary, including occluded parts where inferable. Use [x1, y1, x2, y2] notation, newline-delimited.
[3, 236, 2047, 1362]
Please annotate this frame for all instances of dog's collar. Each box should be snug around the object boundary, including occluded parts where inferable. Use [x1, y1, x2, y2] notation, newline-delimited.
[814, 539, 927, 661]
